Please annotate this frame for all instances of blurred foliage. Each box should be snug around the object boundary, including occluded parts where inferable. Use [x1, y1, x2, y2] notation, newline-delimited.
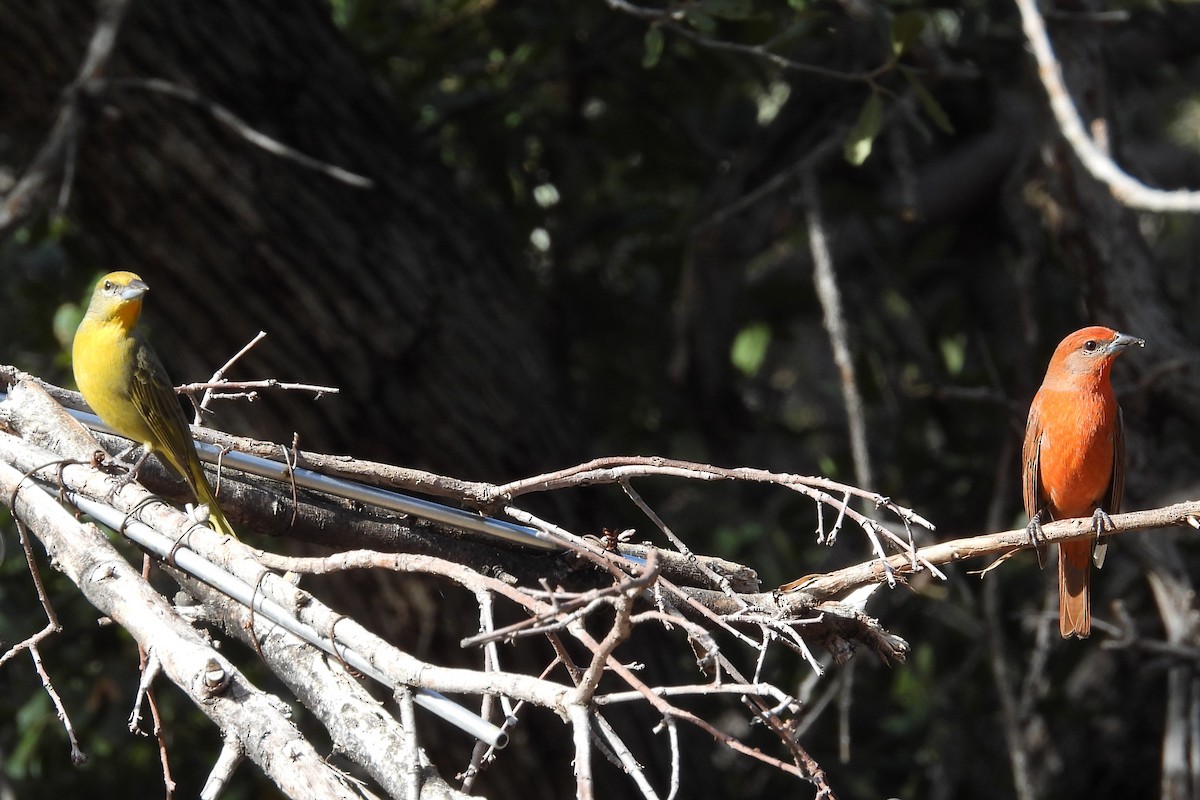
[3, 0, 1200, 797]
[0, 219, 78, 380]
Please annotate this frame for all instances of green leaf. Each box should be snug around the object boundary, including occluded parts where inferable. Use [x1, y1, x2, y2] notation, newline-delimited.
[939, 334, 966, 376]
[891, 11, 925, 56]
[903, 68, 955, 134]
[843, 92, 884, 166]
[684, 8, 717, 33]
[643, 27, 664, 69]
[730, 322, 771, 377]
[328, 0, 351, 29]
[818, 455, 838, 478]
[52, 302, 83, 349]
[47, 215, 70, 239]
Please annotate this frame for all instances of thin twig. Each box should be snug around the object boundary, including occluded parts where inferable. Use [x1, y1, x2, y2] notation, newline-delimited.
[502, 503, 642, 574]
[570, 704, 595, 800]
[838, 663, 853, 763]
[147, 676, 175, 800]
[596, 682, 795, 706]
[594, 712, 660, 800]
[27, 641, 86, 764]
[498, 456, 934, 572]
[199, 739, 244, 800]
[621, 477, 740, 596]
[135, 554, 177, 800]
[188, 332, 339, 419]
[803, 170, 874, 497]
[185, 378, 340, 401]
[572, 595, 636, 705]
[396, 686, 422, 800]
[129, 647, 160, 733]
[1, 513, 84, 763]
[572, 625, 809, 779]
[105, 79, 374, 189]
[663, 716, 681, 800]
[495, 456, 934, 531]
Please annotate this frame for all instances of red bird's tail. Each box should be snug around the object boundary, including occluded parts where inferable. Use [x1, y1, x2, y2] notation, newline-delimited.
[1058, 540, 1091, 638]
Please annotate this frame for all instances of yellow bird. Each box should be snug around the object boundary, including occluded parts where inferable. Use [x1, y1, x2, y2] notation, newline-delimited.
[72, 271, 237, 538]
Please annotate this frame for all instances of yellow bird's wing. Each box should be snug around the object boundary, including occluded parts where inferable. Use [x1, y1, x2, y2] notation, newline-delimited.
[127, 335, 195, 482]
[126, 334, 238, 538]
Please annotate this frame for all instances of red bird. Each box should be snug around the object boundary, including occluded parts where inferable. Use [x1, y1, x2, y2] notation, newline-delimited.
[1022, 326, 1144, 639]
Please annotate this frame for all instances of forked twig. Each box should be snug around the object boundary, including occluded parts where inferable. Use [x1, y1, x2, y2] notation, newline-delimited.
[0, 509, 85, 764]
[183, 332, 338, 423]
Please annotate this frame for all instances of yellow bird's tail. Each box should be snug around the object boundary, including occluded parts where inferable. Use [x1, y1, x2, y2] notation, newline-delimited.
[184, 451, 238, 539]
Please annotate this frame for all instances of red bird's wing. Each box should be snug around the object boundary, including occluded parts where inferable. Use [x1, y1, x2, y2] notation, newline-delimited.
[1093, 407, 1126, 569]
[1108, 407, 1126, 516]
[1021, 396, 1048, 568]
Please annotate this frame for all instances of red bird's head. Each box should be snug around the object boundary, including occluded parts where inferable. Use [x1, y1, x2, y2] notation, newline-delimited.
[1044, 325, 1145, 385]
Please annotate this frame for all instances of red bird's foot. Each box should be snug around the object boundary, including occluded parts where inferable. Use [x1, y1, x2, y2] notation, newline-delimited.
[1090, 508, 1114, 569]
[1091, 508, 1115, 534]
[1026, 511, 1044, 545]
[1026, 511, 1047, 568]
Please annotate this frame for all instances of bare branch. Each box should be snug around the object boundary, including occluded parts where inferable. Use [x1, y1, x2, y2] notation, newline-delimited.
[789, 501, 1200, 600]
[1014, 0, 1200, 212]
[199, 740, 244, 800]
[570, 705, 594, 800]
[620, 478, 743, 598]
[803, 170, 874, 496]
[397, 687, 424, 800]
[594, 712, 660, 800]
[196, 331, 267, 419]
[28, 639, 86, 764]
[596, 683, 795, 706]
[1, 507, 84, 763]
[106, 78, 374, 188]
[570, 624, 812, 781]
[174, 332, 339, 422]
[494, 456, 932, 531]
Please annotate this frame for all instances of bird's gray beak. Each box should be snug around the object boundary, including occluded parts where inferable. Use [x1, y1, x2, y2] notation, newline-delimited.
[1109, 332, 1145, 353]
[121, 280, 149, 301]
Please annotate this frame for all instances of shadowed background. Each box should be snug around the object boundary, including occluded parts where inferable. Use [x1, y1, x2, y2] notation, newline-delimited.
[2, 0, 1200, 797]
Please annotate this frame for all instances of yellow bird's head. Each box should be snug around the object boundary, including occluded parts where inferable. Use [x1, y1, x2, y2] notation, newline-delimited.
[85, 271, 149, 330]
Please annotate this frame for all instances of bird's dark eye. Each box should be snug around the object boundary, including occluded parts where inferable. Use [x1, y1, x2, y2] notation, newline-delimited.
[103, 280, 113, 291]
[1083, 340, 1098, 352]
